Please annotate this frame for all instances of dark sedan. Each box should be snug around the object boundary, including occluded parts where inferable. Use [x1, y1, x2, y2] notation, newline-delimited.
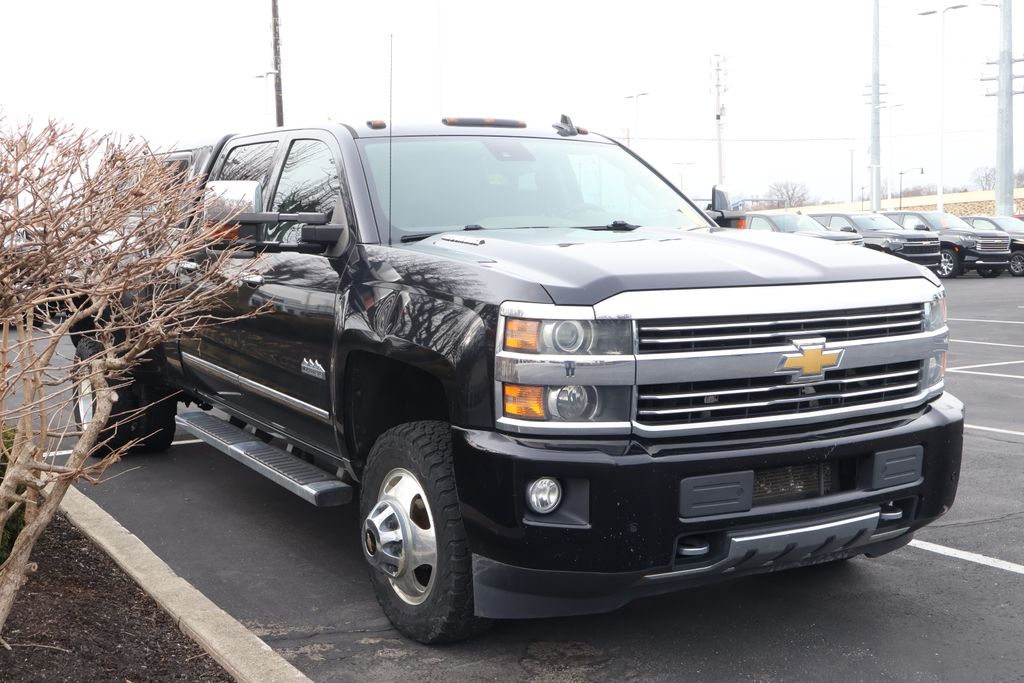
[809, 212, 940, 269]
[963, 215, 1024, 277]
[745, 213, 864, 245]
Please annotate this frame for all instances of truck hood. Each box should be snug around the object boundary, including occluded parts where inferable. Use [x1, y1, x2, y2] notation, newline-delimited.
[800, 231, 861, 242]
[406, 227, 932, 306]
[866, 230, 937, 241]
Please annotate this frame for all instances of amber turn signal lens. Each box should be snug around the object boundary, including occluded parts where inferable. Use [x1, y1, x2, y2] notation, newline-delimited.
[504, 318, 541, 352]
[503, 384, 546, 419]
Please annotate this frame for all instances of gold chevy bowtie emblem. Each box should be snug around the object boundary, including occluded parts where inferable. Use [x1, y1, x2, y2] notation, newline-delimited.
[777, 338, 844, 382]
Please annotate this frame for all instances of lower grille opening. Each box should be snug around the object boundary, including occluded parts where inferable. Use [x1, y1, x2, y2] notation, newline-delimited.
[752, 459, 856, 506]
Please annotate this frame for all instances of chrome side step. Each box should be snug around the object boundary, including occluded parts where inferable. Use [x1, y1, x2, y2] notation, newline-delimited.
[175, 411, 352, 507]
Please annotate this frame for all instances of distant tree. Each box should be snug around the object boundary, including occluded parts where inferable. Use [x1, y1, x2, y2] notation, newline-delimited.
[901, 184, 937, 198]
[766, 180, 810, 208]
[1015, 168, 1024, 188]
[970, 167, 996, 191]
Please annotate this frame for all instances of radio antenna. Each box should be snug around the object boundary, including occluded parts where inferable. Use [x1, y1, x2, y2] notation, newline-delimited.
[387, 33, 394, 246]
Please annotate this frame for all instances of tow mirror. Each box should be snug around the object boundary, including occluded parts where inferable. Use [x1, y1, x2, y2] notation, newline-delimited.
[710, 185, 732, 212]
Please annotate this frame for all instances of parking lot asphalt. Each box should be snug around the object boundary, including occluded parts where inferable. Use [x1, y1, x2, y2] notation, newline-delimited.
[74, 273, 1024, 682]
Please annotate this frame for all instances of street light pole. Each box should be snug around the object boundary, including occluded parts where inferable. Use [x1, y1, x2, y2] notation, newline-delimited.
[919, 5, 967, 212]
[623, 93, 649, 148]
[898, 167, 925, 210]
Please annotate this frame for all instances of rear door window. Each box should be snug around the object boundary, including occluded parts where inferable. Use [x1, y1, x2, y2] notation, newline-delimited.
[217, 141, 278, 197]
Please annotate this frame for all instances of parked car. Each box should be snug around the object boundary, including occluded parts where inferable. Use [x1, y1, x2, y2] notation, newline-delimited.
[881, 211, 1011, 278]
[745, 213, 864, 245]
[809, 212, 940, 269]
[962, 215, 1024, 277]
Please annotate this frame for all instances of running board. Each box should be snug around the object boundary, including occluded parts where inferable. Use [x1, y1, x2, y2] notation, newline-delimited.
[175, 411, 352, 507]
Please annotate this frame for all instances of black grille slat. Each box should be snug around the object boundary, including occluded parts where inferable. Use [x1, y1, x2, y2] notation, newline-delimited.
[637, 361, 923, 426]
[638, 304, 925, 354]
[901, 242, 940, 255]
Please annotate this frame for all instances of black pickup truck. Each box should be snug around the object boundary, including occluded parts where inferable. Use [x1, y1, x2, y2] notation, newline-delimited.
[75, 118, 963, 643]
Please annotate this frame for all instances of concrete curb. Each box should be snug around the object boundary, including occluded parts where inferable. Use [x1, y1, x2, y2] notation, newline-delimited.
[60, 486, 311, 683]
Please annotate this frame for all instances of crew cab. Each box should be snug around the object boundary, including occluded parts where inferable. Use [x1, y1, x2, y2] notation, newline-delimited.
[962, 215, 1024, 277]
[74, 118, 964, 644]
[882, 210, 1010, 278]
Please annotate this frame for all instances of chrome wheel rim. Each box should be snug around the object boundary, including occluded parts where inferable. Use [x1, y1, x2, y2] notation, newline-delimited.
[363, 468, 437, 605]
[77, 377, 95, 428]
[1010, 253, 1024, 276]
[938, 251, 955, 277]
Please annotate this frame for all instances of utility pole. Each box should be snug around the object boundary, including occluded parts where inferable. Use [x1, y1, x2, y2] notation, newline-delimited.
[711, 55, 727, 185]
[983, 0, 1021, 216]
[271, 0, 284, 127]
[871, 0, 881, 211]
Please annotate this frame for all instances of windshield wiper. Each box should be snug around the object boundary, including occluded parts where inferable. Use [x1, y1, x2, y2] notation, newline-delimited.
[399, 224, 487, 243]
[577, 220, 641, 231]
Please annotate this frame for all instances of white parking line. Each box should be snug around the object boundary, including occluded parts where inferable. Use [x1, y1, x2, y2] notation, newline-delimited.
[947, 369, 1024, 380]
[909, 540, 1024, 576]
[947, 360, 1024, 371]
[950, 339, 1024, 349]
[949, 318, 1024, 325]
[965, 423, 1024, 438]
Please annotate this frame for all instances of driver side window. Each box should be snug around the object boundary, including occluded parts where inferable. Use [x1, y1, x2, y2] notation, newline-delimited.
[267, 139, 341, 243]
[903, 215, 929, 231]
[748, 216, 773, 231]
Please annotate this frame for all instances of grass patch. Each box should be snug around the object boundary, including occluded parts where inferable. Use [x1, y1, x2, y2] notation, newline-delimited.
[1, 427, 25, 565]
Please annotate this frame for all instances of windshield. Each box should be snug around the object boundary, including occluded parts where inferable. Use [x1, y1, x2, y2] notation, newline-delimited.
[988, 216, 1024, 233]
[357, 135, 711, 240]
[921, 212, 974, 230]
[770, 214, 830, 233]
[851, 214, 906, 231]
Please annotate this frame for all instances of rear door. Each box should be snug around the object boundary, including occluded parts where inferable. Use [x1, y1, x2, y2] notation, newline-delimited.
[178, 136, 282, 407]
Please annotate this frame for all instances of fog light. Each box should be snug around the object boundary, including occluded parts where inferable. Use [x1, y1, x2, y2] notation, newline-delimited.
[526, 477, 562, 514]
[550, 385, 594, 421]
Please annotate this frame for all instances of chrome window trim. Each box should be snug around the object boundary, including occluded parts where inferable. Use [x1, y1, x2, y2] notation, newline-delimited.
[183, 352, 330, 423]
[592, 278, 940, 320]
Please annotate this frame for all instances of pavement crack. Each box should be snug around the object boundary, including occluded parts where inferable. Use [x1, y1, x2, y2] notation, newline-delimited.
[930, 509, 1024, 529]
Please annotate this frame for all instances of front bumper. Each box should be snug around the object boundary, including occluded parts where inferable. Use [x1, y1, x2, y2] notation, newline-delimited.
[453, 393, 964, 619]
[893, 250, 940, 268]
[962, 248, 1010, 270]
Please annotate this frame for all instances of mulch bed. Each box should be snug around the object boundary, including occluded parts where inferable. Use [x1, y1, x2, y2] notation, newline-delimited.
[0, 513, 231, 682]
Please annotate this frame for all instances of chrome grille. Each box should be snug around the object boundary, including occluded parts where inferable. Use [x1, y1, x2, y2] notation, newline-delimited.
[637, 304, 925, 354]
[977, 236, 1010, 252]
[636, 361, 922, 426]
[901, 241, 939, 255]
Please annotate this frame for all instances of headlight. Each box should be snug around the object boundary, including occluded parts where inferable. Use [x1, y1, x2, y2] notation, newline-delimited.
[503, 318, 632, 355]
[960, 238, 977, 248]
[923, 291, 947, 332]
[886, 238, 904, 251]
[503, 383, 632, 422]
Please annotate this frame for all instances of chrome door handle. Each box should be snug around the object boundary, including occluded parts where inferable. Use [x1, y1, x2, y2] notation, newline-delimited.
[241, 274, 264, 288]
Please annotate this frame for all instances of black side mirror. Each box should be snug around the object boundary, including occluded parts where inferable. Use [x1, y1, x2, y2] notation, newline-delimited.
[840, 226, 857, 233]
[914, 225, 930, 231]
[710, 185, 732, 211]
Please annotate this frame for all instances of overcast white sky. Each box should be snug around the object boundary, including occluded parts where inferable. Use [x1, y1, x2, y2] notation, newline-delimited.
[2, 0, 1022, 204]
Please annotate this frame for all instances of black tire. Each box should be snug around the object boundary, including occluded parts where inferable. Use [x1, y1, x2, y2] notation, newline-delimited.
[977, 266, 1004, 278]
[73, 338, 177, 455]
[359, 421, 491, 644]
[1009, 252, 1024, 277]
[935, 248, 961, 278]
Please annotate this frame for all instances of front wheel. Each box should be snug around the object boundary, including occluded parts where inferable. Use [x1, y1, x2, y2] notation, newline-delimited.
[359, 421, 491, 644]
[977, 266, 1004, 278]
[935, 248, 961, 278]
[1009, 252, 1024, 277]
